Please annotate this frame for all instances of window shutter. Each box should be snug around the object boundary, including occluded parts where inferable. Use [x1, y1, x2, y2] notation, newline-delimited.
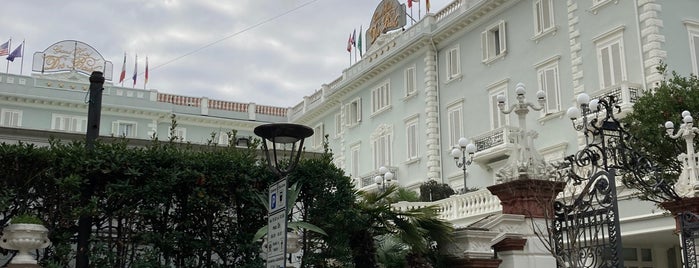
[343, 104, 350, 126]
[357, 98, 362, 122]
[449, 50, 459, 77]
[499, 21, 507, 54]
[545, 68, 559, 113]
[14, 112, 21, 127]
[112, 122, 119, 135]
[481, 31, 488, 61]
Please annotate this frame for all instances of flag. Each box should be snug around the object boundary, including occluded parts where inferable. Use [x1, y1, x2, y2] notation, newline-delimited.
[132, 54, 138, 87]
[426, 0, 430, 12]
[118, 53, 126, 83]
[0, 40, 9, 56]
[144, 56, 149, 86]
[6, 43, 22, 62]
[358, 26, 363, 57]
[351, 29, 356, 48]
[408, 0, 412, 9]
[346, 33, 352, 53]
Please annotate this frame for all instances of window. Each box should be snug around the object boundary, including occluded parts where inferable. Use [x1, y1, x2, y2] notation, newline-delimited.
[489, 89, 508, 129]
[372, 81, 391, 114]
[623, 247, 653, 268]
[313, 124, 324, 148]
[405, 115, 419, 161]
[335, 113, 343, 136]
[350, 143, 360, 178]
[1, 109, 22, 127]
[52, 114, 87, 132]
[537, 60, 561, 114]
[405, 66, 417, 96]
[371, 124, 393, 169]
[481, 21, 507, 63]
[447, 102, 463, 147]
[112, 121, 137, 137]
[218, 131, 231, 145]
[595, 27, 626, 89]
[446, 47, 461, 80]
[687, 22, 699, 75]
[534, 0, 554, 36]
[344, 98, 362, 127]
[169, 127, 187, 141]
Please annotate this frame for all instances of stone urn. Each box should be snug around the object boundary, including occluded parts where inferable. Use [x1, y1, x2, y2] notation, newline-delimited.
[0, 224, 51, 264]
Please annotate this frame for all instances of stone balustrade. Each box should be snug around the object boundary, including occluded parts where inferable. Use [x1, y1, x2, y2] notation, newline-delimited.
[392, 188, 502, 228]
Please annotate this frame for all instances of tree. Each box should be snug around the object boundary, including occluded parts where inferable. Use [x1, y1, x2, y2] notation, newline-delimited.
[349, 185, 454, 268]
[622, 64, 699, 200]
[418, 180, 455, 201]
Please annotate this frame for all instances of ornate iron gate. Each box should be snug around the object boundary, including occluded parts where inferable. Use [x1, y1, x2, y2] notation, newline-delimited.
[680, 212, 699, 268]
[552, 169, 623, 268]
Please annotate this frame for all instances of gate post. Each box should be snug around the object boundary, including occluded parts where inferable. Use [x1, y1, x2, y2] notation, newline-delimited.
[487, 178, 565, 268]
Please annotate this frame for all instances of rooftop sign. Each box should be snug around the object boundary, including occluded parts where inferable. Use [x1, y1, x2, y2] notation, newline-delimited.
[366, 0, 406, 50]
[32, 40, 113, 81]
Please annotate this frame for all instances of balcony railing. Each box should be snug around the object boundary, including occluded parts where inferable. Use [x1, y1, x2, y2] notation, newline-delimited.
[392, 188, 502, 228]
[357, 167, 398, 189]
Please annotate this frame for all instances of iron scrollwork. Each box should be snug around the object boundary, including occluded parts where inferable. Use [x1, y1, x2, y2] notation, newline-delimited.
[552, 169, 622, 268]
[564, 94, 680, 202]
[680, 212, 699, 268]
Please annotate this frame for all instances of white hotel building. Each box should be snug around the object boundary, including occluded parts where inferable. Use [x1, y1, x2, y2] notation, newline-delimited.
[2, 0, 699, 267]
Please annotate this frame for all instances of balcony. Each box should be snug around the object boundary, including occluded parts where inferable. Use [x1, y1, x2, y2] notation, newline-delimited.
[589, 82, 643, 111]
[356, 166, 399, 190]
[470, 126, 518, 165]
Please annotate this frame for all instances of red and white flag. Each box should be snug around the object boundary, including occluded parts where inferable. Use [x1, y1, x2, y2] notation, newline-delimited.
[118, 53, 126, 83]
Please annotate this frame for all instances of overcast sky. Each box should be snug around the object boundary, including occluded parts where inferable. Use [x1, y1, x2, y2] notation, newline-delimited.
[1, 0, 451, 107]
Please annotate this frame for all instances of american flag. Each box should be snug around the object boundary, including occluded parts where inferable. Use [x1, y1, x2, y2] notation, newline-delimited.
[0, 41, 9, 56]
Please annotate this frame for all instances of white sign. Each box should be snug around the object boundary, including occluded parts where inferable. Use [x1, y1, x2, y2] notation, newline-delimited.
[267, 210, 287, 258]
[268, 179, 287, 213]
[266, 254, 285, 268]
[267, 179, 287, 267]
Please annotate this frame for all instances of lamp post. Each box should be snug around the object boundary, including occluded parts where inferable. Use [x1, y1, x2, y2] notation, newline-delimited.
[494, 82, 548, 182]
[254, 123, 313, 268]
[664, 111, 699, 198]
[374, 166, 394, 191]
[663, 110, 699, 268]
[450, 137, 476, 193]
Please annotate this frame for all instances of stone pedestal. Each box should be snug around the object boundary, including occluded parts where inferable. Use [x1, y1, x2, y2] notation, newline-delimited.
[660, 196, 699, 232]
[486, 179, 564, 268]
[487, 179, 565, 218]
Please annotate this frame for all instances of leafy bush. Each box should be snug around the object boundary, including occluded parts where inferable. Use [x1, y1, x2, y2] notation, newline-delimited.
[419, 180, 455, 201]
[10, 213, 43, 225]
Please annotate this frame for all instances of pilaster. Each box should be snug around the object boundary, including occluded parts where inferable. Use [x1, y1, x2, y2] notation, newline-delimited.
[424, 46, 441, 181]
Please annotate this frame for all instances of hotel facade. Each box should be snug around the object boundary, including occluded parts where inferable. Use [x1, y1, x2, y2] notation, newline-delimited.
[2, 0, 699, 267]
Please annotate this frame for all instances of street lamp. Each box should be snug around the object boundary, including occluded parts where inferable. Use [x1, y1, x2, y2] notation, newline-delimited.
[374, 166, 394, 191]
[494, 82, 548, 182]
[497, 82, 546, 132]
[451, 137, 476, 193]
[665, 111, 699, 198]
[254, 123, 314, 177]
[254, 123, 313, 268]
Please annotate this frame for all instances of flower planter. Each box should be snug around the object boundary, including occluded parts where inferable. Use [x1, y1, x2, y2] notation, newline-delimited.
[0, 224, 51, 264]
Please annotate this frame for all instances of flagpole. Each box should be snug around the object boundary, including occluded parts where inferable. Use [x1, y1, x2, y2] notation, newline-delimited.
[5, 38, 11, 73]
[419, 1, 421, 20]
[19, 40, 25, 75]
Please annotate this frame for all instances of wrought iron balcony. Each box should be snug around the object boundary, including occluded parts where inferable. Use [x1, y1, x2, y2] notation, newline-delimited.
[469, 126, 518, 164]
[356, 166, 398, 189]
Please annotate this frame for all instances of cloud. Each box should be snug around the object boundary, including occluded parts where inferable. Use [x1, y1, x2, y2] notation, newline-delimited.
[2, 0, 452, 107]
